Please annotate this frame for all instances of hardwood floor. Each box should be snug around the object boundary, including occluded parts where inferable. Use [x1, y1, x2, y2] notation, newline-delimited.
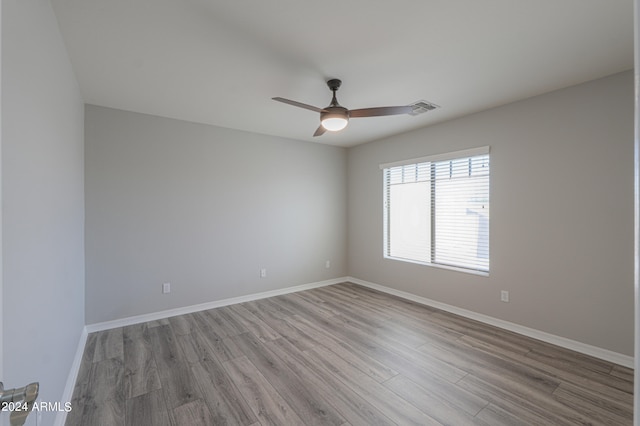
[66, 282, 634, 425]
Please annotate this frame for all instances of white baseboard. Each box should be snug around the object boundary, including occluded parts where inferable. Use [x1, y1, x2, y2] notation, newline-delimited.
[86, 277, 347, 333]
[54, 326, 88, 426]
[347, 277, 633, 368]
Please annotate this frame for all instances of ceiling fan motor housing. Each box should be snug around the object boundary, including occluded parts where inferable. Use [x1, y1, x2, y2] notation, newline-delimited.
[321, 79, 349, 131]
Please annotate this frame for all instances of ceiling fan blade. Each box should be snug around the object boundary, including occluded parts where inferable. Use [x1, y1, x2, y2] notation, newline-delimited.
[272, 97, 324, 113]
[313, 125, 326, 137]
[349, 105, 413, 118]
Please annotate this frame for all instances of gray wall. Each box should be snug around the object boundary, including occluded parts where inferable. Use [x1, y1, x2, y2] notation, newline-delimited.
[348, 71, 634, 356]
[85, 106, 347, 324]
[2, 0, 85, 424]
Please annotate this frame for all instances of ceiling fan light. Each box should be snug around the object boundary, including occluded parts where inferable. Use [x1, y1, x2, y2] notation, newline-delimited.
[321, 116, 349, 131]
[321, 106, 349, 132]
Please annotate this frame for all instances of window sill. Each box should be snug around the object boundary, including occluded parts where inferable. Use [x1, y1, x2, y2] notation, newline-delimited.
[383, 255, 490, 277]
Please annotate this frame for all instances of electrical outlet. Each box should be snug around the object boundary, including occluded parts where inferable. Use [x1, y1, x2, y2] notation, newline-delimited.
[500, 290, 509, 302]
[260, 268, 267, 278]
[325, 260, 331, 269]
[163, 282, 171, 294]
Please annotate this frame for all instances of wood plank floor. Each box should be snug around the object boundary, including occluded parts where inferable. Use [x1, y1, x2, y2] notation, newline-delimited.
[66, 282, 634, 425]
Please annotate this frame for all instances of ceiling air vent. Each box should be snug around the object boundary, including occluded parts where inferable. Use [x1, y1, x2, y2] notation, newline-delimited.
[409, 100, 439, 116]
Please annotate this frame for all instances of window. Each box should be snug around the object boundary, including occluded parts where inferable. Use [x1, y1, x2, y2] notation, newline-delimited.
[381, 147, 490, 274]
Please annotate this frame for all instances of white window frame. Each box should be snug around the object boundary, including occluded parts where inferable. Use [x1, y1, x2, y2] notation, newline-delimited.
[380, 146, 490, 276]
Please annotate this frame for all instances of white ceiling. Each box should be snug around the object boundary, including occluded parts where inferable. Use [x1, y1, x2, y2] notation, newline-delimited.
[51, 0, 633, 147]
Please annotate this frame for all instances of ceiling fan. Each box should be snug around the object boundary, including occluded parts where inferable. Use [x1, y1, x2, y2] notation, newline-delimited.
[272, 79, 414, 137]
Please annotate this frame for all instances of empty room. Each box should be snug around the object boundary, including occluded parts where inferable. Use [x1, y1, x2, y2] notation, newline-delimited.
[1, 0, 637, 425]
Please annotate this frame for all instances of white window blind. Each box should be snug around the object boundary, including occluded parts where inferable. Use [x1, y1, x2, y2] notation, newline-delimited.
[382, 147, 490, 273]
